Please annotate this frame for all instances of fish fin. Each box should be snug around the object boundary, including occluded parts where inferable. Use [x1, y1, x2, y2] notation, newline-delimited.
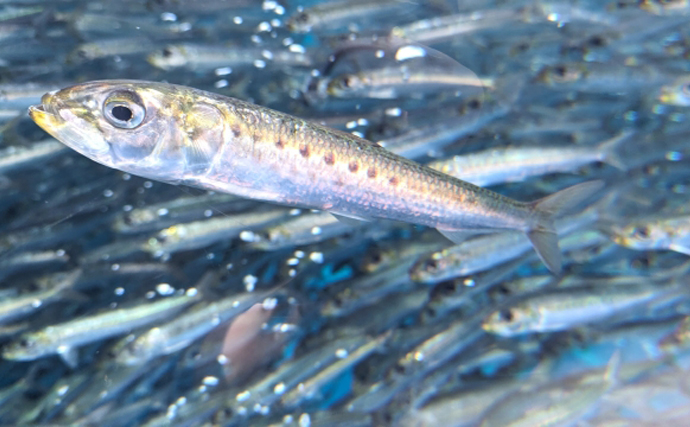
[598, 131, 633, 171]
[669, 243, 690, 256]
[528, 180, 605, 273]
[58, 347, 79, 369]
[331, 212, 371, 226]
[436, 229, 481, 244]
[527, 229, 562, 274]
[531, 180, 605, 217]
[603, 350, 622, 390]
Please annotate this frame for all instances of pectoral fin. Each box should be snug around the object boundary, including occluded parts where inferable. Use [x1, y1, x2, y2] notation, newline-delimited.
[58, 346, 79, 369]
[331, 212, 372, 226]
[437, 229, 479, 244]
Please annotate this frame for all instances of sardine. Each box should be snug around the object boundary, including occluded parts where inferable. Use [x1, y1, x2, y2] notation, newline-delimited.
[29, 80, 605, 273]
[427, 131, 631, 187]
[2, 290, 199, 367]
[482, 284, 678, 337]
[610, 214, 690, 255]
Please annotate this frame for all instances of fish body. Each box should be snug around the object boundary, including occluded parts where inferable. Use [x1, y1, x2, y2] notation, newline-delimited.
[427, 131, 630, 187]
[115, 288, 279, 365]
[326, 67, 492, 99]
[29, 80, 603, 273]
[482, 284, 672, 336]
[2, 291, 199, 367]
[148, 44, 312, 71]
[611, 215, 690, 255]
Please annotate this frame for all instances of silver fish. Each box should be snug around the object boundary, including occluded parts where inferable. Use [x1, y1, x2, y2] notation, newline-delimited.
[427, 131, 631, 187]
[29, 80, 605, 273]
[2, 290, 199, 367]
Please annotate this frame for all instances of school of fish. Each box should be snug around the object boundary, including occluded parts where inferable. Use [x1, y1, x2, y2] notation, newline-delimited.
[1, 0, 690, 426]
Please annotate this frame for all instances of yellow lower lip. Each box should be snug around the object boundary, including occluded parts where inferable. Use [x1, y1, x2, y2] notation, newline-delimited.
[29, 105, 64, 144]
[28, 104, 64, 139]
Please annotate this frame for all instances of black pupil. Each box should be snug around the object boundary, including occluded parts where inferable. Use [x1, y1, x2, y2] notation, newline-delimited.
[112, 105, 133, 122]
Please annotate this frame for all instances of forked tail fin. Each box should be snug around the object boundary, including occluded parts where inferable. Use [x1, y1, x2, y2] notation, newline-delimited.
[527, 180, 605, 273]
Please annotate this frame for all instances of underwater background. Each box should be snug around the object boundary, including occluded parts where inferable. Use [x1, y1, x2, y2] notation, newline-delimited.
[1, 0, 690, 425]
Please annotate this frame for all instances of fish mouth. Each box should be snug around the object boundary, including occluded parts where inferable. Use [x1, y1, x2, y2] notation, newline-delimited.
[28, 91, 65, 137]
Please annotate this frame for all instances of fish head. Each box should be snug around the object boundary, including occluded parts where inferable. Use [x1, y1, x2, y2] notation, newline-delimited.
[482, 305, 536, 337]
[610, 221, 668, 250]
[286, 11, 319, 33]
[2, 331, 52, 361]
[147, 45, 189, 70]
[409, 252, 452, 284]
[535, 63, 586, 85]
[29, 80, 225, 184]
[658, 76, 690, 107]
[114, 331, 160, 366]
[326, 74, 367, 98]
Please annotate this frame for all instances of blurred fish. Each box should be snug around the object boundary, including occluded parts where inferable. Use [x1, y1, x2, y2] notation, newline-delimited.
[111, 192, 244, 235]
[0, 82, 65, 110]
[280, 331, 390, 409]
[0, 270, 81, 325]
[535, 60, 680, 93]
[148, 44, 313, 71]
[67, 37, 157, 64]
[248, 211, 362, 251]
[390, 8, 524, 44]
[610, 214, 690, 255]
[142, 207, 291, 256]
[115, 281, 284, 365]
[378, 102, 511, 159]
[477, 352, 622, 427]
[2, 290, 200, 367]
[427, 131, 631, 187]
[482, 283, 682, 337]
[410, 205, 600, 284]
[399, 377, 523, 427]
[325, 67, 493, 100]
[286, 0, 413, 33]
[0, 139, 68, 174]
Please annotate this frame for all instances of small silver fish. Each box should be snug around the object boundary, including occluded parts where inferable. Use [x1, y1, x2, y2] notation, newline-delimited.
[2, 290, 199, 367]
[30, 80, 605, 273]
[483, 284, 675, 337]
[427, 131, 631, 187]
[610, 214, 690, 255]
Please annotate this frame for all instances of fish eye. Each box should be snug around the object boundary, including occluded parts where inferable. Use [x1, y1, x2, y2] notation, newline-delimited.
[18, 338, 31, 348]
[553, 65, 567, 77]
[496, 285, 511, 296]
[296, 12, 310, 23]
[632, 226, 650, 239]
[424, 258, 438, 270]
[467, 98, 482, 110]
[589, 36, 606, 47]
[499, 309, 514, 322]
[103, 91, 145, 129]
[162, 48, 173, 58]
[339, 76, 355, 89]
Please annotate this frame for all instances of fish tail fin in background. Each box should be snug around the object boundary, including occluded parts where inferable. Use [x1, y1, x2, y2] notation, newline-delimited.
[598, 130, 635, 170]
[527, 180, 605, 274]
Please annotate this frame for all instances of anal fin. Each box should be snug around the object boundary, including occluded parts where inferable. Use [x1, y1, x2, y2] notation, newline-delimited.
[437, 229, 480, 244]
[527, 229, 562, 274]
[331, 212, 372, 226]
[58, 346, 79, 369]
